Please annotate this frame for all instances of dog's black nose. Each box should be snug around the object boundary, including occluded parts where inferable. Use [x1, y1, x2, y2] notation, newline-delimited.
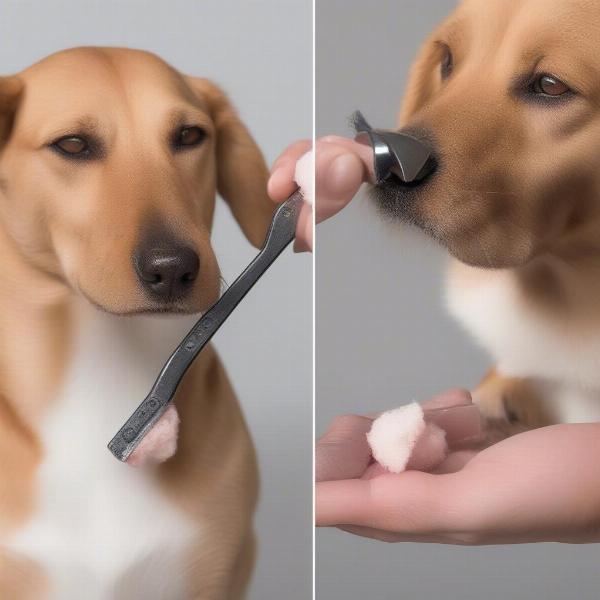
[134, 244, 200, 301]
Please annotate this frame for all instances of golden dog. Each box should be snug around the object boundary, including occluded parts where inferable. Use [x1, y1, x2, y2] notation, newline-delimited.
[0, 47, 274, 599]
[376, 0, 600, 428]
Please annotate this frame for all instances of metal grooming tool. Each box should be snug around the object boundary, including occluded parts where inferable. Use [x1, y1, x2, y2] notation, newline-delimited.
[108, 190, 304, 462]
[352, 110, 433, 185]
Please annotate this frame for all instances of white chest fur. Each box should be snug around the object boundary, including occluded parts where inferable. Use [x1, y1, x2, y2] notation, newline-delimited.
[8, 301, 199, 599]
[447, 265, 600, 423]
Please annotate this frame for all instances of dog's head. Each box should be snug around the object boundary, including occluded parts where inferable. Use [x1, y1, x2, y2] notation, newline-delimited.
[0, 47, 274, 314]
[377, 0, 600, 269]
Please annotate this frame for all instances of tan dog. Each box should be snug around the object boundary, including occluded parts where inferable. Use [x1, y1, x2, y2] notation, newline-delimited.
[0, 47, 275, 599]
[378, 0, 600, 430]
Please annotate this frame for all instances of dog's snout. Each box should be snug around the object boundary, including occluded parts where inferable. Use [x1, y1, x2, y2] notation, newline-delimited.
[134, 243, 200, 301]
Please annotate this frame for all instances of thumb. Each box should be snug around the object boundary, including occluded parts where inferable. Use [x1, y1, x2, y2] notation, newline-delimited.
[315, 138, 373, 223]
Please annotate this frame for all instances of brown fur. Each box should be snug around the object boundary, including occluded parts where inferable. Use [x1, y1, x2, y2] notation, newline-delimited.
[473, 369, 553, 442]
[0, 47, 275, 597]
[395, 0, 600, 431]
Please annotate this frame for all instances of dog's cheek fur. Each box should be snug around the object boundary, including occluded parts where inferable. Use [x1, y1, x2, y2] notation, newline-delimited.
[440, 133, 600, 268]
[0, 168, 63, 276]
[369, 131, 544, 269]
[390, 53, 600, 268]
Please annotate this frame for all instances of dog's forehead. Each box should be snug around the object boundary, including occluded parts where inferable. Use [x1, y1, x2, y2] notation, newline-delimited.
[18, 47, 206, 119]
[445, 0, 600, 76]
[454, 0, 600, 39]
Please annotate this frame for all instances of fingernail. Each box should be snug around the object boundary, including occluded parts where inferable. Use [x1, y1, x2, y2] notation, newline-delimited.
[424, 404, 484, 447]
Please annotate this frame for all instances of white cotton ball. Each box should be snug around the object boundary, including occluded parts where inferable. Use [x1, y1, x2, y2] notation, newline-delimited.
[367, 402, 426, 474]
[294, 150, 314, 205]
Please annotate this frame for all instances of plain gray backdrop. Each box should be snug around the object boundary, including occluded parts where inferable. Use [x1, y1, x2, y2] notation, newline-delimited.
[0, 1, 312, 599]
[316, 1, 599, 599]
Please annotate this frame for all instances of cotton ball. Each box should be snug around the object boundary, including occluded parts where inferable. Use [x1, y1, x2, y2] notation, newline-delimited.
[126, 404, 180, 467]
[294, 150, 314, 205]
[367, 402, 426, 474]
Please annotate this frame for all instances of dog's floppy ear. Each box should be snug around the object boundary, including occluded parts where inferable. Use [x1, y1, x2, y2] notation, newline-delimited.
[0, 77, 23, 146]
[398, 37, 443, 126]
[187, 77, 275, 248]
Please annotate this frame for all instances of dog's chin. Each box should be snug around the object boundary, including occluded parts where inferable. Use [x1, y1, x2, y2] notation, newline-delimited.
[112, 304, 202, 317]
[78, 287, 204, 317]
[444, 241, 533, 270]
[442, 224, 537, 270]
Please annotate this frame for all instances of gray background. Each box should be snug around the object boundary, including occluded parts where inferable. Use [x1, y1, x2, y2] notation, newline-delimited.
[0, 2, 312, 599]
[316, 1, 599, 599]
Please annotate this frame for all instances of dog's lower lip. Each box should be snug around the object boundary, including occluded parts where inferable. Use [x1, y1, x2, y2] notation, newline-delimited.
[144, 306, 198, 315]
[114, 301, 203, 316]
[77, 286, 199, 316]
[103, 304, 198, 317]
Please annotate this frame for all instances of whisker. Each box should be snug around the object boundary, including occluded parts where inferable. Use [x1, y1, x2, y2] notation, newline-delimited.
[456, 188, 519, 196]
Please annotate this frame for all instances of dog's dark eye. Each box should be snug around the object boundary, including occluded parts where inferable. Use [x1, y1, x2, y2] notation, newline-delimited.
[51, 135, 90, 157]
[440, 46, 453, 80]
[532, 74, 571, 97]
[173, 126, 206, 150]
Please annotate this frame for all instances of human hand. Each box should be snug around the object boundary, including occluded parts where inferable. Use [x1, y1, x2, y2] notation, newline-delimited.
[268, 136, 376, 251]
[268, 140, 313, 252]
[313, 136, 374, 223]
[316, 391, 600, 545]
